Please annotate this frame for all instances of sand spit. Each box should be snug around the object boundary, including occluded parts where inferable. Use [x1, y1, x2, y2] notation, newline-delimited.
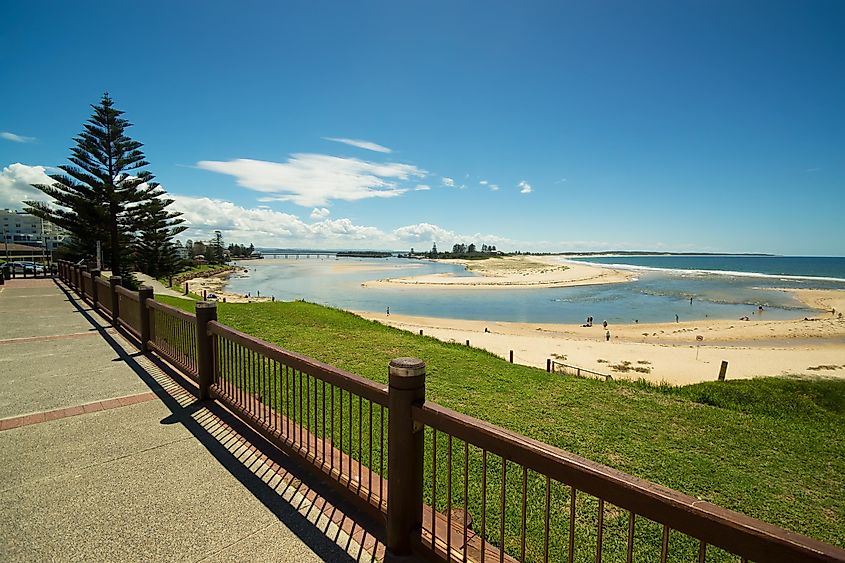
[362, 256, 633, 289]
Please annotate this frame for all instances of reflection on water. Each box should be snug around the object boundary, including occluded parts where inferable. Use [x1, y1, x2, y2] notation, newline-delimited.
[223, 257, 839, 324]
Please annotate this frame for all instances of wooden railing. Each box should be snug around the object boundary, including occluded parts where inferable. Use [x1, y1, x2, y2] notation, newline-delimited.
[55, 259, 845, 563]
[551, 360, 613, 381]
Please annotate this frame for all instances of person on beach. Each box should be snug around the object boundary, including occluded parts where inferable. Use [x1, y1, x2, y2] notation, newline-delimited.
[675, 314, 679, 323]
[386, 306, 390, 316]
[690, 296, 693, 305]
[602, 320, 607, 329]
[605, 330, 610, 342]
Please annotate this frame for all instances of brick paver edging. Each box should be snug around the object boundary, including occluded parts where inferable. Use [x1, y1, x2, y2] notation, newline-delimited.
[0, 391, 157, 431]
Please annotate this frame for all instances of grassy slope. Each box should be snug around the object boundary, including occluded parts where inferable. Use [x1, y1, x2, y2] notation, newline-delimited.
[158, 296, 845, 550]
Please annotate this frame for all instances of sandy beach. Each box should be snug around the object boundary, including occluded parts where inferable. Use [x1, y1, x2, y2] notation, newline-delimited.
[362, 255, 633, 289]
[188, 259, 845, 385]
[185, 269, 273, 304]
[358, 302, 845, 385]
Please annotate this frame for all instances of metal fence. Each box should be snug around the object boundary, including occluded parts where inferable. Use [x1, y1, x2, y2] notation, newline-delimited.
[207, 320, 390, 512]
[94, 276, 113, 315]
[147, 299, 199, 380]
[115, 285, 141, 338]
[55, 259, 845, 563]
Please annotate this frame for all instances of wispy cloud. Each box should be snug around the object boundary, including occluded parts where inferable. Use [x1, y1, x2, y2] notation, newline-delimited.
[1, 132, 36, 143]
[310, 207, 330, 220]
[197, 153, 426, 207]
[415, 184, 431, 191]
[441, 176, 455, 188]
[805, 167, 821, 173]
[479, 180, 488, 185]
[518, 180, 532, 194]
[554, 178, 567, 184]
[0, 163, 54, 208]
[489, 184, 499, 191]
[323, 137, 392, 153]
[169, 194, 511, 249]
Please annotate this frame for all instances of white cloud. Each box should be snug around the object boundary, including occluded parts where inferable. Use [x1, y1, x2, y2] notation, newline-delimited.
[489, 184, 499, 191]
[1, 132, 35, 143]
[479, 180, 488, 185]
[197, 153, 426, 207]
[518, 180, 533, 194]
[392, 222, 458, 243]
[441, 177, 455, 187]
[323, 137, 392, 153]
[310, 207, 331, 220]
[170, 194, 386, 245]
[168, 195, 513, 250]
[0, 163, 55, 209]
[414, 184, 431, 191]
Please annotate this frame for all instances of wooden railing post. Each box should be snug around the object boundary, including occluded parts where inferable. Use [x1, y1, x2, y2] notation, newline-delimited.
[90, 269, 101, 312]
[387, 357, 426, 556]
[195, 301, 218, 401]
[80, 266, 89, 299]
[109, 276, 122, 327]
[138, 286, 154, 351]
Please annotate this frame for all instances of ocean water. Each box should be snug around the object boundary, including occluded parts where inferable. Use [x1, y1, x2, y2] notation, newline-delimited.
[223, 255, 845, 324]
[569, 255, 845, 282]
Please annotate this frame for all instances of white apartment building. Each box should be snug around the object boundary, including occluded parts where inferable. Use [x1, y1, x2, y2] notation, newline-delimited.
[1, 209, 68, 252]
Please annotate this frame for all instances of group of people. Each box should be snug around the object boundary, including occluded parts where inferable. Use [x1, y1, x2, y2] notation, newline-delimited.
[582, 316, 611, 341]
[583, 315, 607, 327]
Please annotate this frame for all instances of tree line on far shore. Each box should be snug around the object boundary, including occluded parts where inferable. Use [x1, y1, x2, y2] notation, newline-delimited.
[407, 242, 501, 260]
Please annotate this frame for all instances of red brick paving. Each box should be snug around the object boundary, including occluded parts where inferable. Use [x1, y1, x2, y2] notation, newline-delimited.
[1, 278, 55, 288]
[0, 331, 99, 345]
[0, 391, 157, 431]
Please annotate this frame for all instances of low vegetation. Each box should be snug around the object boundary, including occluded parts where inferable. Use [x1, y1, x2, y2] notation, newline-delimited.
[157, 264, 237, 288]
[157, 296, 845, 557]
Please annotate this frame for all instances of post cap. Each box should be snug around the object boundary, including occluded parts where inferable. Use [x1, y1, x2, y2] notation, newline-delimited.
[139, 285, 154, 294]
[196, 301, 217, 310]
[389, 357, 426, 388]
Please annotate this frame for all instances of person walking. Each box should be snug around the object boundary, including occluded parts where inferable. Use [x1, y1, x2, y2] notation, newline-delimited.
[605, 330, 610, 342]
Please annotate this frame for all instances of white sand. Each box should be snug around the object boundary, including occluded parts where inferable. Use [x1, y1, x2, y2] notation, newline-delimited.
[357, 298, 845, 385]
[363, 256, 633, 289]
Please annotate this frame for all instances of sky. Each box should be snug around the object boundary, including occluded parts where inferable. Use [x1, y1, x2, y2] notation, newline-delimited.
[1, 1, 843, 255]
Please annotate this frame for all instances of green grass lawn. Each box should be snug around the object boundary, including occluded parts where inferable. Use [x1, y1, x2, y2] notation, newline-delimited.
[156, 296, 845, 559]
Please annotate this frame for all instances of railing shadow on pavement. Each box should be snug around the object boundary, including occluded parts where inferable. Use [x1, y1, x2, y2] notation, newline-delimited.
[52, 277, 385, 562]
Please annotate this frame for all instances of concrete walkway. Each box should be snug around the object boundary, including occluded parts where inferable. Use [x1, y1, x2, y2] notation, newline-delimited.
[0, 278, 385, 562]
[132, 272, 189, 298]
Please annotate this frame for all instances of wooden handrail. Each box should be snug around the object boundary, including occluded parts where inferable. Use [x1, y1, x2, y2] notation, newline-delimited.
[208, 320, 389, 406]
[147, 298, 197, 323]
[413, 401, 845, 563]
[114, 285, 139, 301]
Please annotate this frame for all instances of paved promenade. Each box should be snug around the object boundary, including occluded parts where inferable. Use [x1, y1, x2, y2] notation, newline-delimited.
[0, 278, 385, 562]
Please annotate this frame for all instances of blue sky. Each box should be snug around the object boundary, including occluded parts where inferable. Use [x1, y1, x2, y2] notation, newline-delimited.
[1, 1, 843, 255]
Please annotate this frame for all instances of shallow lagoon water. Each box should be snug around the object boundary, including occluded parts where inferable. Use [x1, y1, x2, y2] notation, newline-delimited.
[223, 257, 843, 324]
